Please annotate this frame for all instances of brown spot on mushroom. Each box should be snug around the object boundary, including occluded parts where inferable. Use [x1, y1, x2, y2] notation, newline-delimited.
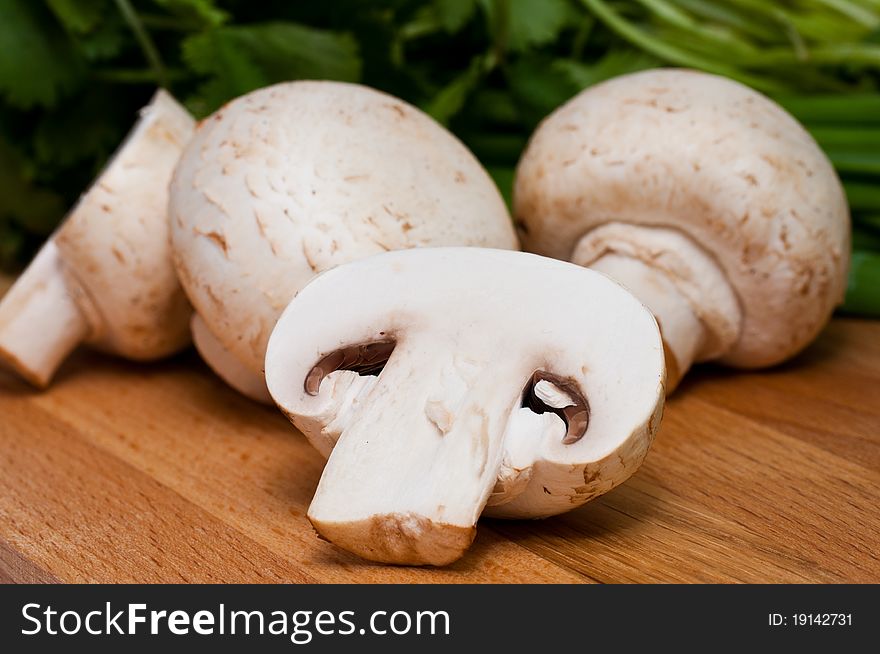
[742, 173, 758, 187]
[582, 467, 601, 486]
[760, 153, 784, 171]
[243, 171, 264, 198]
[101, 204, 112, 213]
[254, 211, 268, 239]
[200, 188, 226, 212]
[454, 171, 466, 184]
[385, 103, 407, 119]
[111, 248, 126, 264]
[249, 324, 266, 362]
[195, 229, 229, 256]
[254, 211, 281, 256]
[203, 284, 223, 310]
[797, 268, 814, 295]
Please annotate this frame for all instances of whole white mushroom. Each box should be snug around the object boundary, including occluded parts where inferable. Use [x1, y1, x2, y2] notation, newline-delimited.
[0, 90, 195, 387]
[170, 81, 518, 402]
[514, 69, 850, 390]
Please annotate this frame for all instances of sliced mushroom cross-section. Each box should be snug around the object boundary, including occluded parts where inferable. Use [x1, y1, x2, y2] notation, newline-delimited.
[266, 247, 665, 566]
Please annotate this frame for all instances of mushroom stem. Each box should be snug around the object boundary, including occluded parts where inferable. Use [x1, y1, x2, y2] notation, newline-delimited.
[307, 354, 517, 566]
[571, 223, 743, 392]
[191, 314, 272, 403]
[0, 241, 91, 387]
[590, 254, 704, 390]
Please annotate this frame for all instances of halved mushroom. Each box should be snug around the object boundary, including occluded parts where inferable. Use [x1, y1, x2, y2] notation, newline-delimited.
[266, 247, 665, 565]
[169, 81, 517, 403]
[514, 69, 850, 390]
[0, 90, 195, 387]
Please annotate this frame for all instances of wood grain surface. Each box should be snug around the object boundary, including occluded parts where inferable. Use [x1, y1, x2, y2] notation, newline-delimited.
[0, 304, 877, 583]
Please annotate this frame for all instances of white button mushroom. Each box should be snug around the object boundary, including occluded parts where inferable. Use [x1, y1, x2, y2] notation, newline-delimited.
[266, 247, 665, 565]
[0, 90, 195, 387]
[169, 81, 518, 403]
[514, 69, 850, 390]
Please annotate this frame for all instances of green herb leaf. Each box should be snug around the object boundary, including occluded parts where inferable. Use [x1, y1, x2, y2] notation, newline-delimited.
[47, 0, 107, 34]
[0, 139, 66, 236]
[434, 0, 479, 33]
[554, 49, 658, 90]
[182, 22, 362, 114]
[506, 0, 576, 52]
[423, 57, 485, 124]
[153, 0, 229, 28]
[842, 249, 880, 316]
[0, 0, 84, 107]
[504, 56, 580, 126]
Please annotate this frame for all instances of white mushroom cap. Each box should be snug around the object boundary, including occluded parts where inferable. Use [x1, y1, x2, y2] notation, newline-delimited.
[0, 90, 195, 386]
[266, 247, 664, 565]
[170, 81, 517, 402]
[191, 313, 272, 402]
[514, 69, 850, 369]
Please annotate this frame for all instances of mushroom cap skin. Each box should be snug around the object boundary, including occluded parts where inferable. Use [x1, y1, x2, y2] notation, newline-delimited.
[0, 90, 194, 386]
[190, 313, 273, 403]
[266, 247, 665, 565]
[169, 81, 517, 398]
[55, 89, 195, 358]
[514, 68, 850, 369]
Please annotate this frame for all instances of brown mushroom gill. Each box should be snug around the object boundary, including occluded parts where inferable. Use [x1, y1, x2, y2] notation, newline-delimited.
[522, 370, 590, 444]
[305, 340, 396, 395]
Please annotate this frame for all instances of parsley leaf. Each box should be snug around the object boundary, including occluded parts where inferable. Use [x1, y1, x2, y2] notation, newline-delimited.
[0, 0, 84, 108]
[182, 22, 362, 113]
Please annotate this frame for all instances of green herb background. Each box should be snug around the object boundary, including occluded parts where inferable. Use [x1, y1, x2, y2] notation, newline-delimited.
[1, 0, 879, 313]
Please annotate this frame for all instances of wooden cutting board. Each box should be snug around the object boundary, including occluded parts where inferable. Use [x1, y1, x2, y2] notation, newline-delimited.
[0, 304, 878, 583]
